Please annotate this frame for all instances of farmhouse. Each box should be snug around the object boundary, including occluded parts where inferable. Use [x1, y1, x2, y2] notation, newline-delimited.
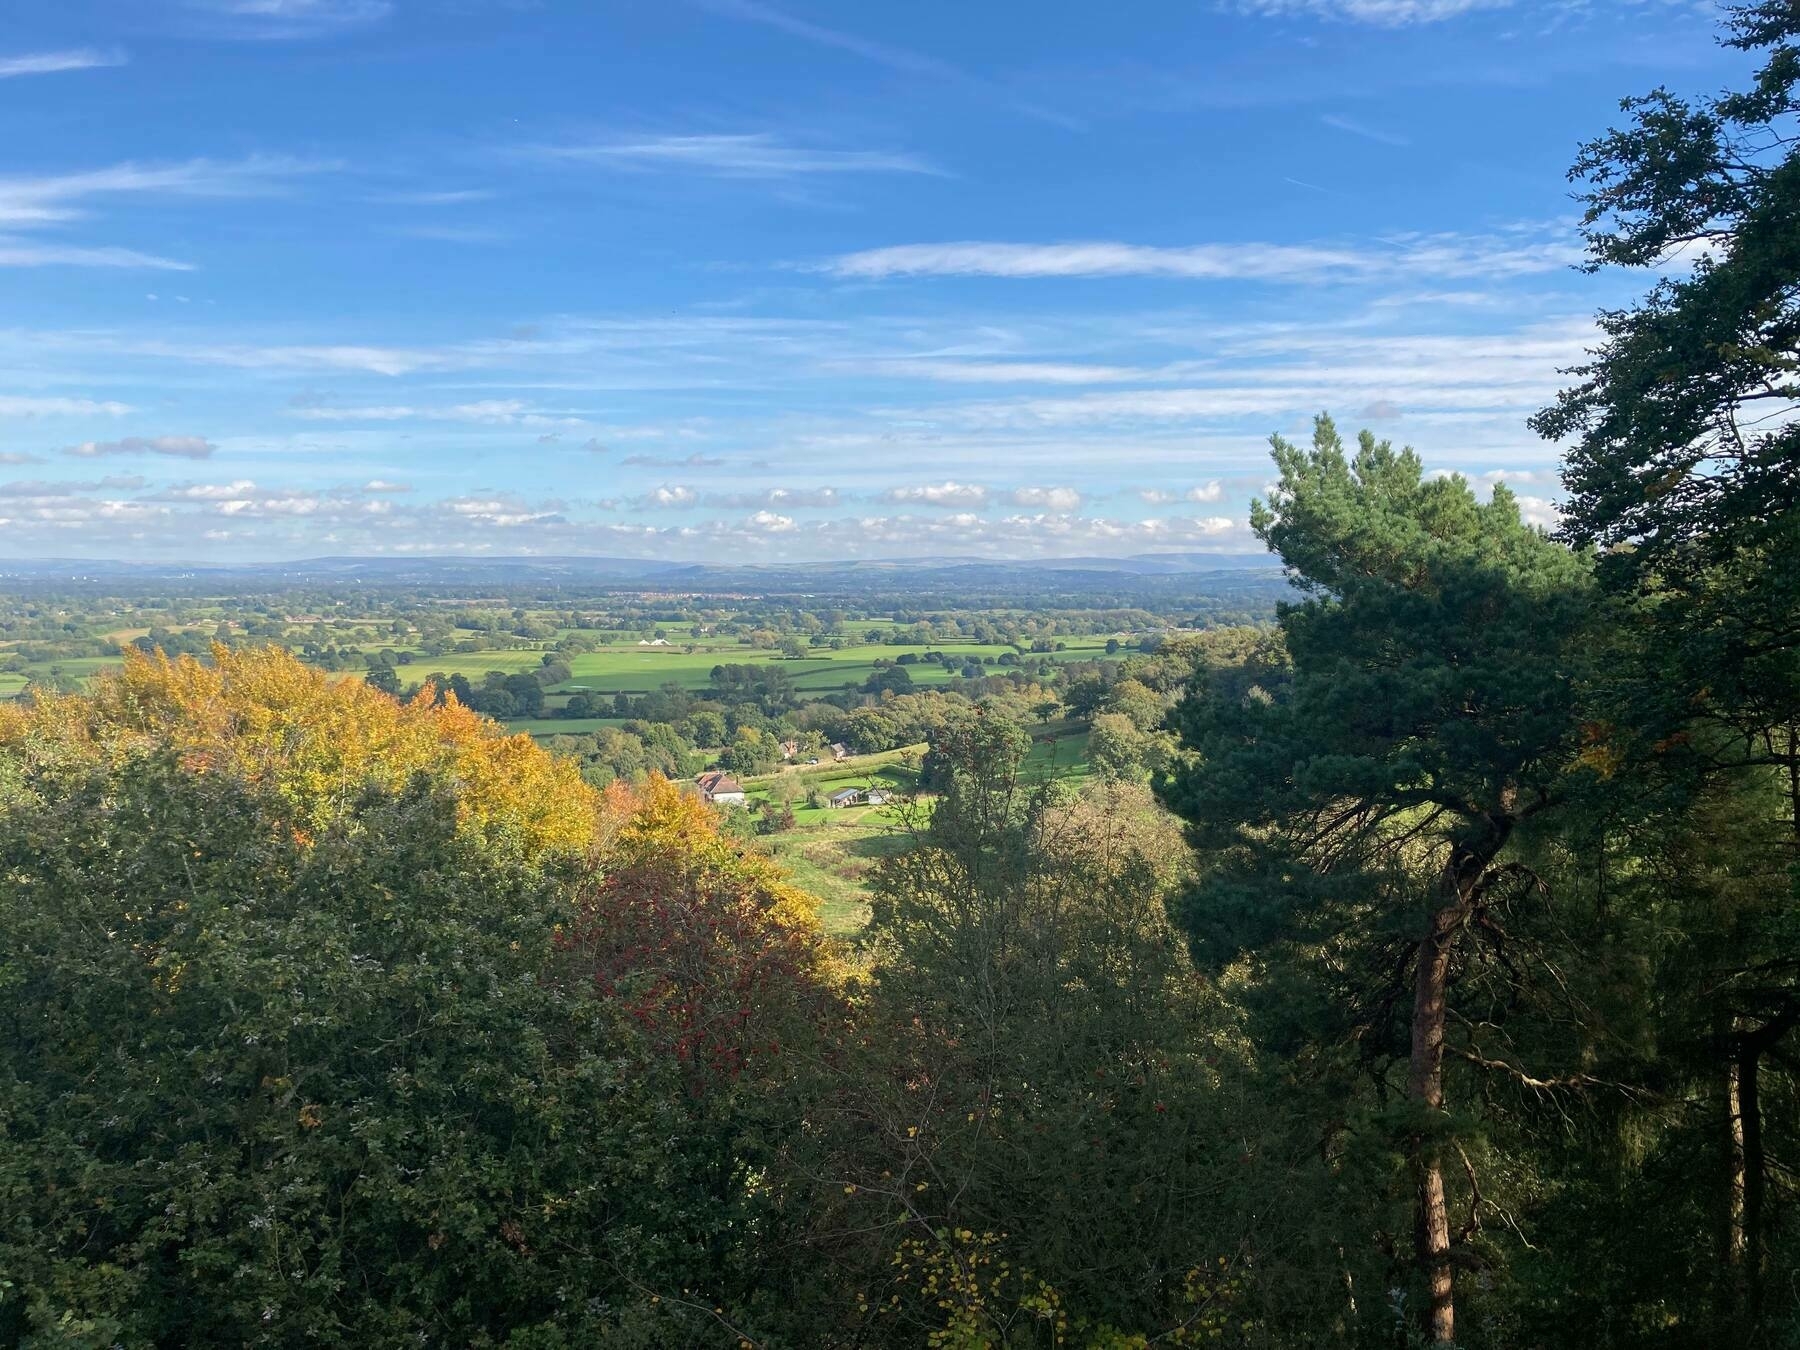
[694, 771, 748, 807]
[830, 742, 850, 761]
[826, 788, 862, 809]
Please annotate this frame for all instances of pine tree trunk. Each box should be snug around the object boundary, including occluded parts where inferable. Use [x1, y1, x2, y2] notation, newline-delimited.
[1409, 901, 1460, 1347]
[1727, 1053, 1748, 1250]
[1727, 1048, 1749, 1322]
[1740, 1043, 1764, 1321]
[1729, 1012, 1794, 1329]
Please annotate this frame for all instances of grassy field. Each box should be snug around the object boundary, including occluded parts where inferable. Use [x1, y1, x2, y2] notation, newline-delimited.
[761, 822, 909, 936]
[736, 748, 923, 934]
[409, 638, 1114, 698]
[0, 630, 1120, 710]
[1022, 722, 1094, 784]
[736, 729, 1096, 936]
[507, 717, 628, 738]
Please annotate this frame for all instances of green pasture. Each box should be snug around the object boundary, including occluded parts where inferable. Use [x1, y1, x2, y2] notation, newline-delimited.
[508, 717, 629, 738]
[760, 822, 909, 936]
[0, 630, 1121, 708]
[1022, 723, 1094, 784]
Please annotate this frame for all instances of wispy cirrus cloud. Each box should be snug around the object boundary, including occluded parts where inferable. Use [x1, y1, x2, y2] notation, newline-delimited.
[369, 189, 495, 206]
[853, 359, 1148, 384]
[824, 230, 1579, 283]
[1227, 0, 1510, 24]
[621, 451, 729, 468]
[173, 341, 447, 376]
[0, 395, 133, 418]
[695, 0, 1081, 130]
[0, 241, 193, 269]
[183, 0, 395, 40]
[1321, 112, 1411, 146]
[0, 475, 143, 495]
[289, 399, 577, 425]
[0, 48, 128, 79]
[0, 156, 333, 228]
[529, 132, 941, 179]
[0, 155, 334, 270]
[62, 435, 216, 459]
[393, 223, 508, 245]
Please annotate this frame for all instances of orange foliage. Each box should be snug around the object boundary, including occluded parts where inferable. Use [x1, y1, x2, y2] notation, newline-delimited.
[1, 648, 843, 1086]
[0, 644, 602, 856]
[562, 775, 840, 1094]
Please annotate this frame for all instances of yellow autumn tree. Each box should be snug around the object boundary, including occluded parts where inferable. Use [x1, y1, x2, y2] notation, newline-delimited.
[0, 644, 602, 856]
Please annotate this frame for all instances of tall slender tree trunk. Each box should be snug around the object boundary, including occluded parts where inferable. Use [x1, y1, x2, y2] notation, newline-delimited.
[1729, 1007, 1797, 1329]
[1409, 899, 1461, 1347]
[1727, 1045, 1749, 1318]
[1740, 1042, 1765, 1321]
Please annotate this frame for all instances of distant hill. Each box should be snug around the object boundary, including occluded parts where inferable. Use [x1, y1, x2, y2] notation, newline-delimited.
[0, 551, 1279, 584]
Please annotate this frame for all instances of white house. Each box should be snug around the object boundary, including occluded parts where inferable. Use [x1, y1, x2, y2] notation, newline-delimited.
[695, 771, 748, 807]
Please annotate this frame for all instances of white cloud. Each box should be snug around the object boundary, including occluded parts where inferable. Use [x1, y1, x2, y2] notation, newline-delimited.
[1429, 466, 1557, 485]
[621, 451, 728, 468]
[884, 481, 989, 508]
[1011, 485, 1083, 510]
[363, 478, 412, 493]
[0, 48, 128, 79]
[63, 435, 216, 459]
[0, 155, 332, 270]
[824, 231, 1580, 284]
[216, 491, 320, 516]
[185, 0, 395, 40]
[697, 0, 1080, 129]
[744, 510, 798, 533]
[394, 223, 507, 245]
[0, 476, 142, 496]
[170, 342, 444, 376]
[533, 132, 940, 179]
[0, 155, 331, 228]
[160, 479, 257, 500]
[859, 359, 1147, 385]
[0, 395, 133, 417]
[1514, 495, 1561, 528]
[1132, 484, 1222, 507]
[1229, 0, 1510, 24]
[644, 484, 698, 508]
[900, 321, 1596, 432]
[440, 494, 563, 527]
[1321, 113, 1411, 146]
[371, 189, 494, 206]
[289, 399, 555, 424]
[0, 240, 193, 269]
[705, 486, 841, 509]
[764, 485, 840, 508]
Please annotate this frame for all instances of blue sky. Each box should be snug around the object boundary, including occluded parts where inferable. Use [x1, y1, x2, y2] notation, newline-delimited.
[0, 0, 1735, 562]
